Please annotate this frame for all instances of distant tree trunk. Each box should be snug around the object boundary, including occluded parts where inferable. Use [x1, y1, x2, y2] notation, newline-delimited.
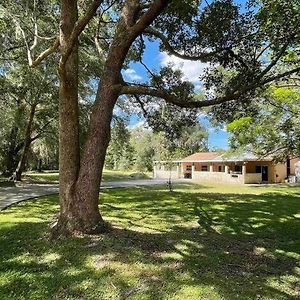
[2, 101, 23, 176]
[12, 103, 37, 181]
[3, 127, 19, 176]
[37, 159, 43, 172]
[286, 157, 291, 177]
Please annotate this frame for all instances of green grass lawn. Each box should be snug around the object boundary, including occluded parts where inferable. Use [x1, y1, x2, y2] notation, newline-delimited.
[0, 183, 299, 299]
[24, 170, 151, 183]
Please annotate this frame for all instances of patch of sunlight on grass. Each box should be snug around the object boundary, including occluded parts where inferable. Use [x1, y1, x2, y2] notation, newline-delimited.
[170, 285, 203, 300]
[41, 253, 62, 264]
[174, 242, 190, 255]
[275, 249, 300, 260]
[267, 275, 300, 298]
[155, 251, 183, 260]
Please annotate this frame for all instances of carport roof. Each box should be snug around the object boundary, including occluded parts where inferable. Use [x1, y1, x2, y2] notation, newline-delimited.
[179, 152, 273, 163]
[154, 152, 273, 164]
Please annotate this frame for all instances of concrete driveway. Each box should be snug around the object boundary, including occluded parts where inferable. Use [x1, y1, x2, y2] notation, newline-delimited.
[0, 179, 179, 211]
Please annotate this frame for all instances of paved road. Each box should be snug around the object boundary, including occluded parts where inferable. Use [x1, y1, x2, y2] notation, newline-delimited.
[0, 179, 179, 211]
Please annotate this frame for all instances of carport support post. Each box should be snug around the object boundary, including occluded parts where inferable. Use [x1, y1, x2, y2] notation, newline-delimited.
[225, 165, 229, 174]
[242, 163, 246, 183]
[153, 163, 157, 178]
[242, 164, 246, 175]
[209, 165, 213, 172]
[192, 164, 195, 179]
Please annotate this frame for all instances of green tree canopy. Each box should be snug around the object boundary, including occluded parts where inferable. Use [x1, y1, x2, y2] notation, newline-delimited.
[226, 86, 300, 161]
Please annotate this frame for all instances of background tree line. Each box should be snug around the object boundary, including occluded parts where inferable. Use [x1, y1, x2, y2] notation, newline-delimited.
[105, 117, 209, 172]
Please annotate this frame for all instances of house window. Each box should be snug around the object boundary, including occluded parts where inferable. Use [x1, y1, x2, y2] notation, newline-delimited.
[255, 166, 262, 173]
[234, 165, 242, 174]
[186, 165, 192, 171]
[218, 165, 225, 172]
[201, 165, 208, 171]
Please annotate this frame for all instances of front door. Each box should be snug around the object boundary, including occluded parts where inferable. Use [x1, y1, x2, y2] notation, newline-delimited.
[262, 166, 268, 182]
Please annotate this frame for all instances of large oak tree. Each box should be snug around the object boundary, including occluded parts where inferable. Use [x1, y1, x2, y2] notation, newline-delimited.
[2, 0, 300, 235]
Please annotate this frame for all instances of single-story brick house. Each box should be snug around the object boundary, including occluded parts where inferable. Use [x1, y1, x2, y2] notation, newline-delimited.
[153, 152, 300, 184]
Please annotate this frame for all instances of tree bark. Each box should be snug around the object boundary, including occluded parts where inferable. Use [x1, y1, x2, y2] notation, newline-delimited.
[53, 2, 138, 235]
[64, 1, 144, 234]
[13, 103, 37, 181]
[72, 75, 121, 233]
[51, 0, 81, 237]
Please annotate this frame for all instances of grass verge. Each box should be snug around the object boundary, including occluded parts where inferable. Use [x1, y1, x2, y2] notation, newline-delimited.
[23, 170, 151, 183]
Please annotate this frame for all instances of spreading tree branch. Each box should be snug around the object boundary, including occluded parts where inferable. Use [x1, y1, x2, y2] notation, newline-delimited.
[93, 0, 118, 60]
[121, 85, 242, 108]
[120, 65, 300, 108]
[31, 38, 60, 67]
[133, 94, 149, 117]
[260, 66, 300, 85]
[60, 0, 104, 67]
[2, 3, 59, 67]
[131, 0, 170, 34]
[144, 27, 227, 61]
[258, 38, 294, 79]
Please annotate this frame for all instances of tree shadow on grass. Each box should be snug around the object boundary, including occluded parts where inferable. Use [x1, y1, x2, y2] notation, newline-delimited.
[0, 187, 299, 299]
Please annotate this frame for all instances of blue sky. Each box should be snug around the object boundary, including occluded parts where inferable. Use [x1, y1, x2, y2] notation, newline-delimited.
[124, 39, 230, 150]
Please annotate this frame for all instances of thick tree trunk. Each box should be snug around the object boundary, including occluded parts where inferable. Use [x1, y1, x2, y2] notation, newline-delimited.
[52, 0, 133, 235]
[51, 0, 82, 237]
[52, 0, 168, 236]
[61, 14, 138, 233]
[54, 70, 121, 234]
[73, 77, 120, 233]
[13, 103, 37, 181]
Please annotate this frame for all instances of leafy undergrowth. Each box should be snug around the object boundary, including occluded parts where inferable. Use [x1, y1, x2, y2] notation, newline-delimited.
[23, 170, 151, 183]
[0, 184, 299, 300]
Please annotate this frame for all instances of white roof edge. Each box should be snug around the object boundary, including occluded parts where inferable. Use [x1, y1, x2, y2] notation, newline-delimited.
[180, 159, 273, 163]
[154, 158, 273, 163]
[153, 160, 182, 163]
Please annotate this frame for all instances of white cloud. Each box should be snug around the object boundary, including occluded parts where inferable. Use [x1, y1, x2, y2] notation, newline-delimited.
[113, 105, 122, 115]
[198, 111, 208, 119]
[220, 125, 227, 132]
[128, 120, 149, 130]
[194, 84, 203, 91]
[123, 68, 143, 81]
[160, 52, 208, 85]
